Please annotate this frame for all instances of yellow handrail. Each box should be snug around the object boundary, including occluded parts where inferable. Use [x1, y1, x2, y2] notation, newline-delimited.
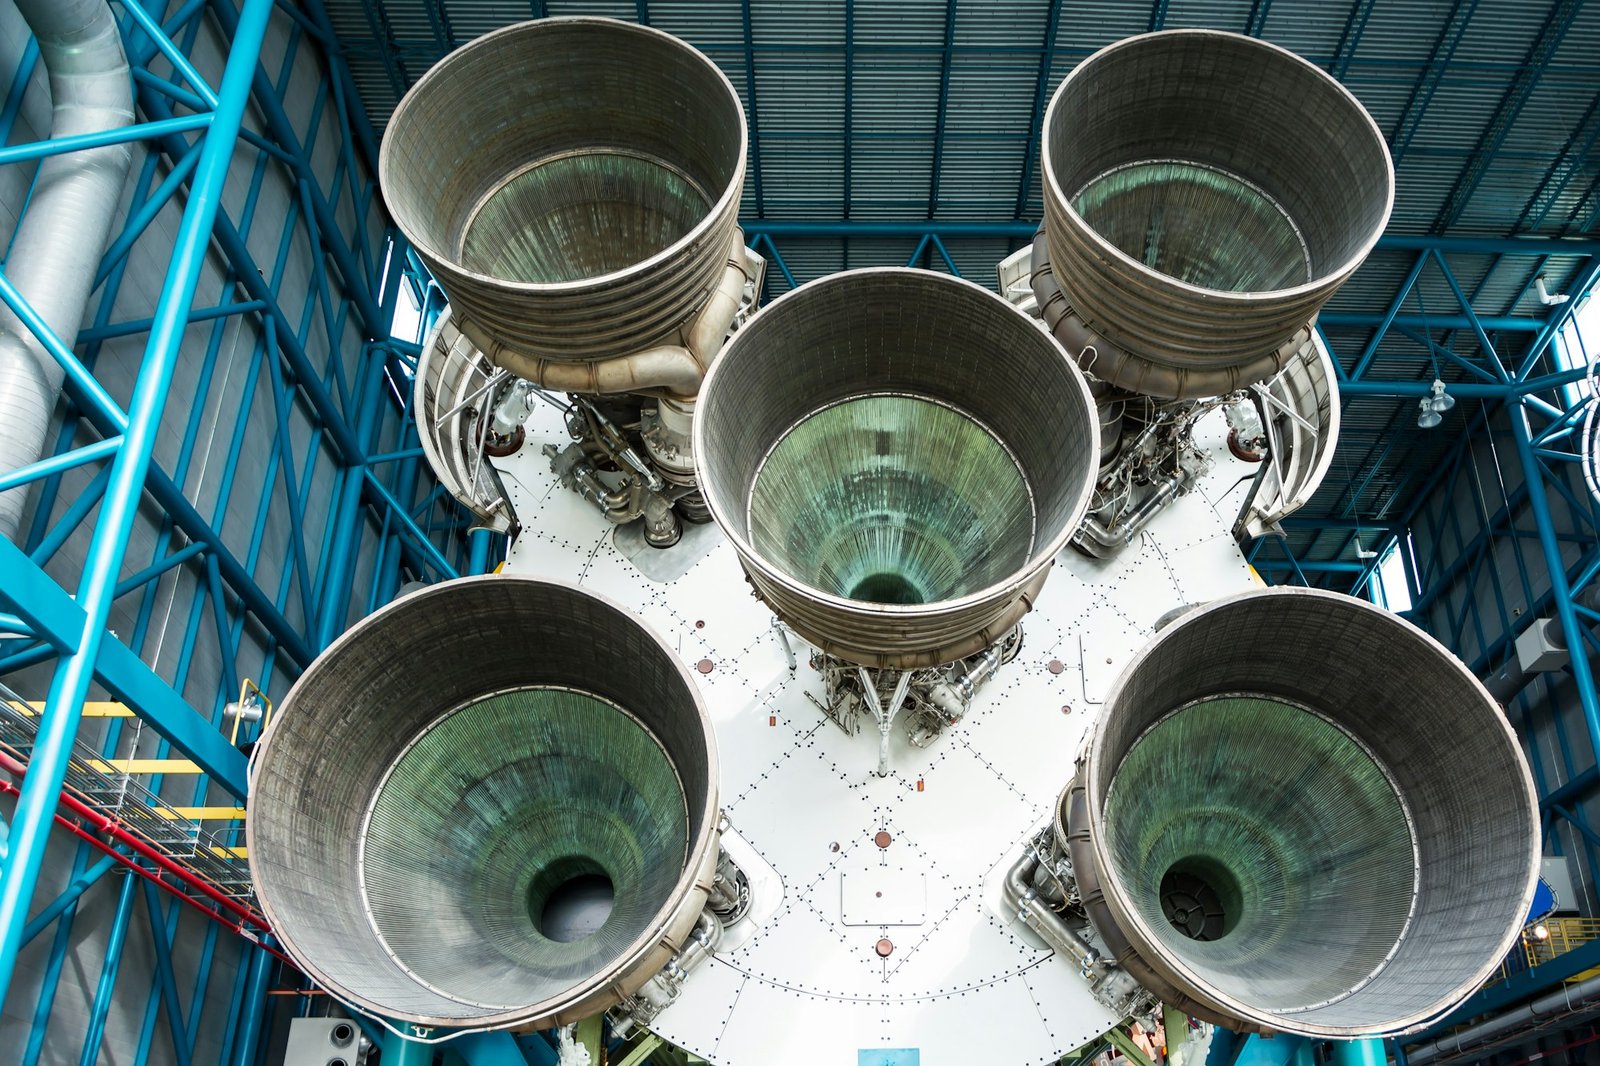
[227, 678, 273, 746]
[1493, 917, 1600, 983]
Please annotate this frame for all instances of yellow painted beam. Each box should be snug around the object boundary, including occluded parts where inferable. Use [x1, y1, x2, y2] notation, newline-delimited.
[205, 845, 248, 859]
[153, 806, 246, 820]
[85, 758, 199, 774]
[22, 701, 133, 717]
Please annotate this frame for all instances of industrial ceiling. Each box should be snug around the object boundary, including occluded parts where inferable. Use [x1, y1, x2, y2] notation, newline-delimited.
[319, 0, 1600, 577]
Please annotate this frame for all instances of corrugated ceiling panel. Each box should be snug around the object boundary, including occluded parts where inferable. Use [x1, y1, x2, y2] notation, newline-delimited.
[318, 0, 1600, 565]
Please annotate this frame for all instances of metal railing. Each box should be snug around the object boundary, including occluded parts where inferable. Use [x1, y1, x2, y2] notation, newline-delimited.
[1495, 917, 1600, 982]
[0, 682, 253, 900]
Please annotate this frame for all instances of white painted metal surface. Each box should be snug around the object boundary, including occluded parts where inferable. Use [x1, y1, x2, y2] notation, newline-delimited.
[495, 400, 1261, 1066]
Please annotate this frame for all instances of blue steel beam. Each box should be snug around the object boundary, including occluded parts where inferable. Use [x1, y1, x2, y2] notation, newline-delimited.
[1014, 0, 1063, 219]
[77, 872, 138, 1066]
[1430, 251, 1511, 381]
[0, 437, 121, 496]
[353, 0, 409, 99]
[1387, 0, 1478, 166]
[121, 0, 221, 108]
[1324, 312, 1542, 333]
[926, 0, 957, 220]
[420, 0, 456, 55]
[21, 850, 95, 1066]
[1516, 257, 1600, 380]
[229, 946, 276, 1066]
[207, 0, 386, 338]
[172, 907, 221, 1066]
[739, 0, 764, 219]
[1328, 0, 1376, 79]
[1349, 251, 1430, 380]
[19, 854, 117, 947]
[0, 0, 276, 1009]
[0, 37, 39, 144]
[0, 271, 131, 432]
[0, 113, 211, 166]
[1337, 379, 1514, 399]
[742, 221, 1600, 259]
[1430, 0, 1582, 232]
[142, 879, 194, 1066]
[1243, 0, 1272, 36]
[1510, 406, 1600, 759]
[0, 537, 247, 796]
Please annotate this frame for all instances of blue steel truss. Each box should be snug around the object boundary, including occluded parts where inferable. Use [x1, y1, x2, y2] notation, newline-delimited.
[0, 4, 1594, 1061]
[0, 2, 487, 1062]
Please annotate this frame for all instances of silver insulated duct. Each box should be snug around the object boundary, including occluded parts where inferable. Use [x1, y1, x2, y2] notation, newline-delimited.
[0, 0, 133, 538]
[378, 17, 747, 364]
[1038, 30, 1393, 398]
[1060, 587, 1539, 1037]
[693, 269, 1100, 669]
[247, 577, 721, 1030]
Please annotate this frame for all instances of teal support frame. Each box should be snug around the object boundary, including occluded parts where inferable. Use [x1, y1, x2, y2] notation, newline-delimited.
[0, 0, 280, 1008]
[1330, 1039, 1387, 1066]
[0, 0, 477, 1055]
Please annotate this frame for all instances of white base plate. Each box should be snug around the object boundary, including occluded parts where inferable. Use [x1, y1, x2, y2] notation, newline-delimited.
[495, 405, 1260, 1066]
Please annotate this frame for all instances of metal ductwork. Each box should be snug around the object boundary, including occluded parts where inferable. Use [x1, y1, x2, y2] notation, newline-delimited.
[378, 17, 747, 364]
[1037, 30, 1393, 399]
[0, 0, 133, 538]
[1403, 971, 1600, 1065]
[1060, 587, 1539, 1037]
[694, 268, 1099, 669]
[247, 576, 721, 1030]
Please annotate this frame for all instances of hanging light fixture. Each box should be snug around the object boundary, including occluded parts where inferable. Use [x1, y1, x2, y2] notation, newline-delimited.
[1417, 379, 1453, 428]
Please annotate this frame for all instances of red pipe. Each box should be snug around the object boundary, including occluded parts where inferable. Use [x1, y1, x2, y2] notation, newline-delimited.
[0, 751, 296, 969]
[0, 780, 298, 969]
[1482, 1029, 1600, 1066]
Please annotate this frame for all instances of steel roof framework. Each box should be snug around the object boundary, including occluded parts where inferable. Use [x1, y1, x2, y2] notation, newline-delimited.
[0, 2, 1595, 1065]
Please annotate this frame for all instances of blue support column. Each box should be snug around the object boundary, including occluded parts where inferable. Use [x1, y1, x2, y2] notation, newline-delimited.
[456, 1031, 532, 1066]
[1209, 1031, 1302, 1066]
[77, 872, 138, 1066]
[1330, 1039, 1387, 1066]
[141, 879, 193, 1066]
[468, 528, 494, 575]
[230, 944, 276, 1066]
[1510, 401, 1600, 772]
[0, 0, 277, 1008]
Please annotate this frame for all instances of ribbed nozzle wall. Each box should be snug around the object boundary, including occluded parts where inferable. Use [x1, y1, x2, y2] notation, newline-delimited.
[1062, 588, 1539, 1037]
[379, 18, 746, 361]
[1040, 30, 1393, 394]
[247, 577, 720, 1030]
[694, 269, 1099, 669]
